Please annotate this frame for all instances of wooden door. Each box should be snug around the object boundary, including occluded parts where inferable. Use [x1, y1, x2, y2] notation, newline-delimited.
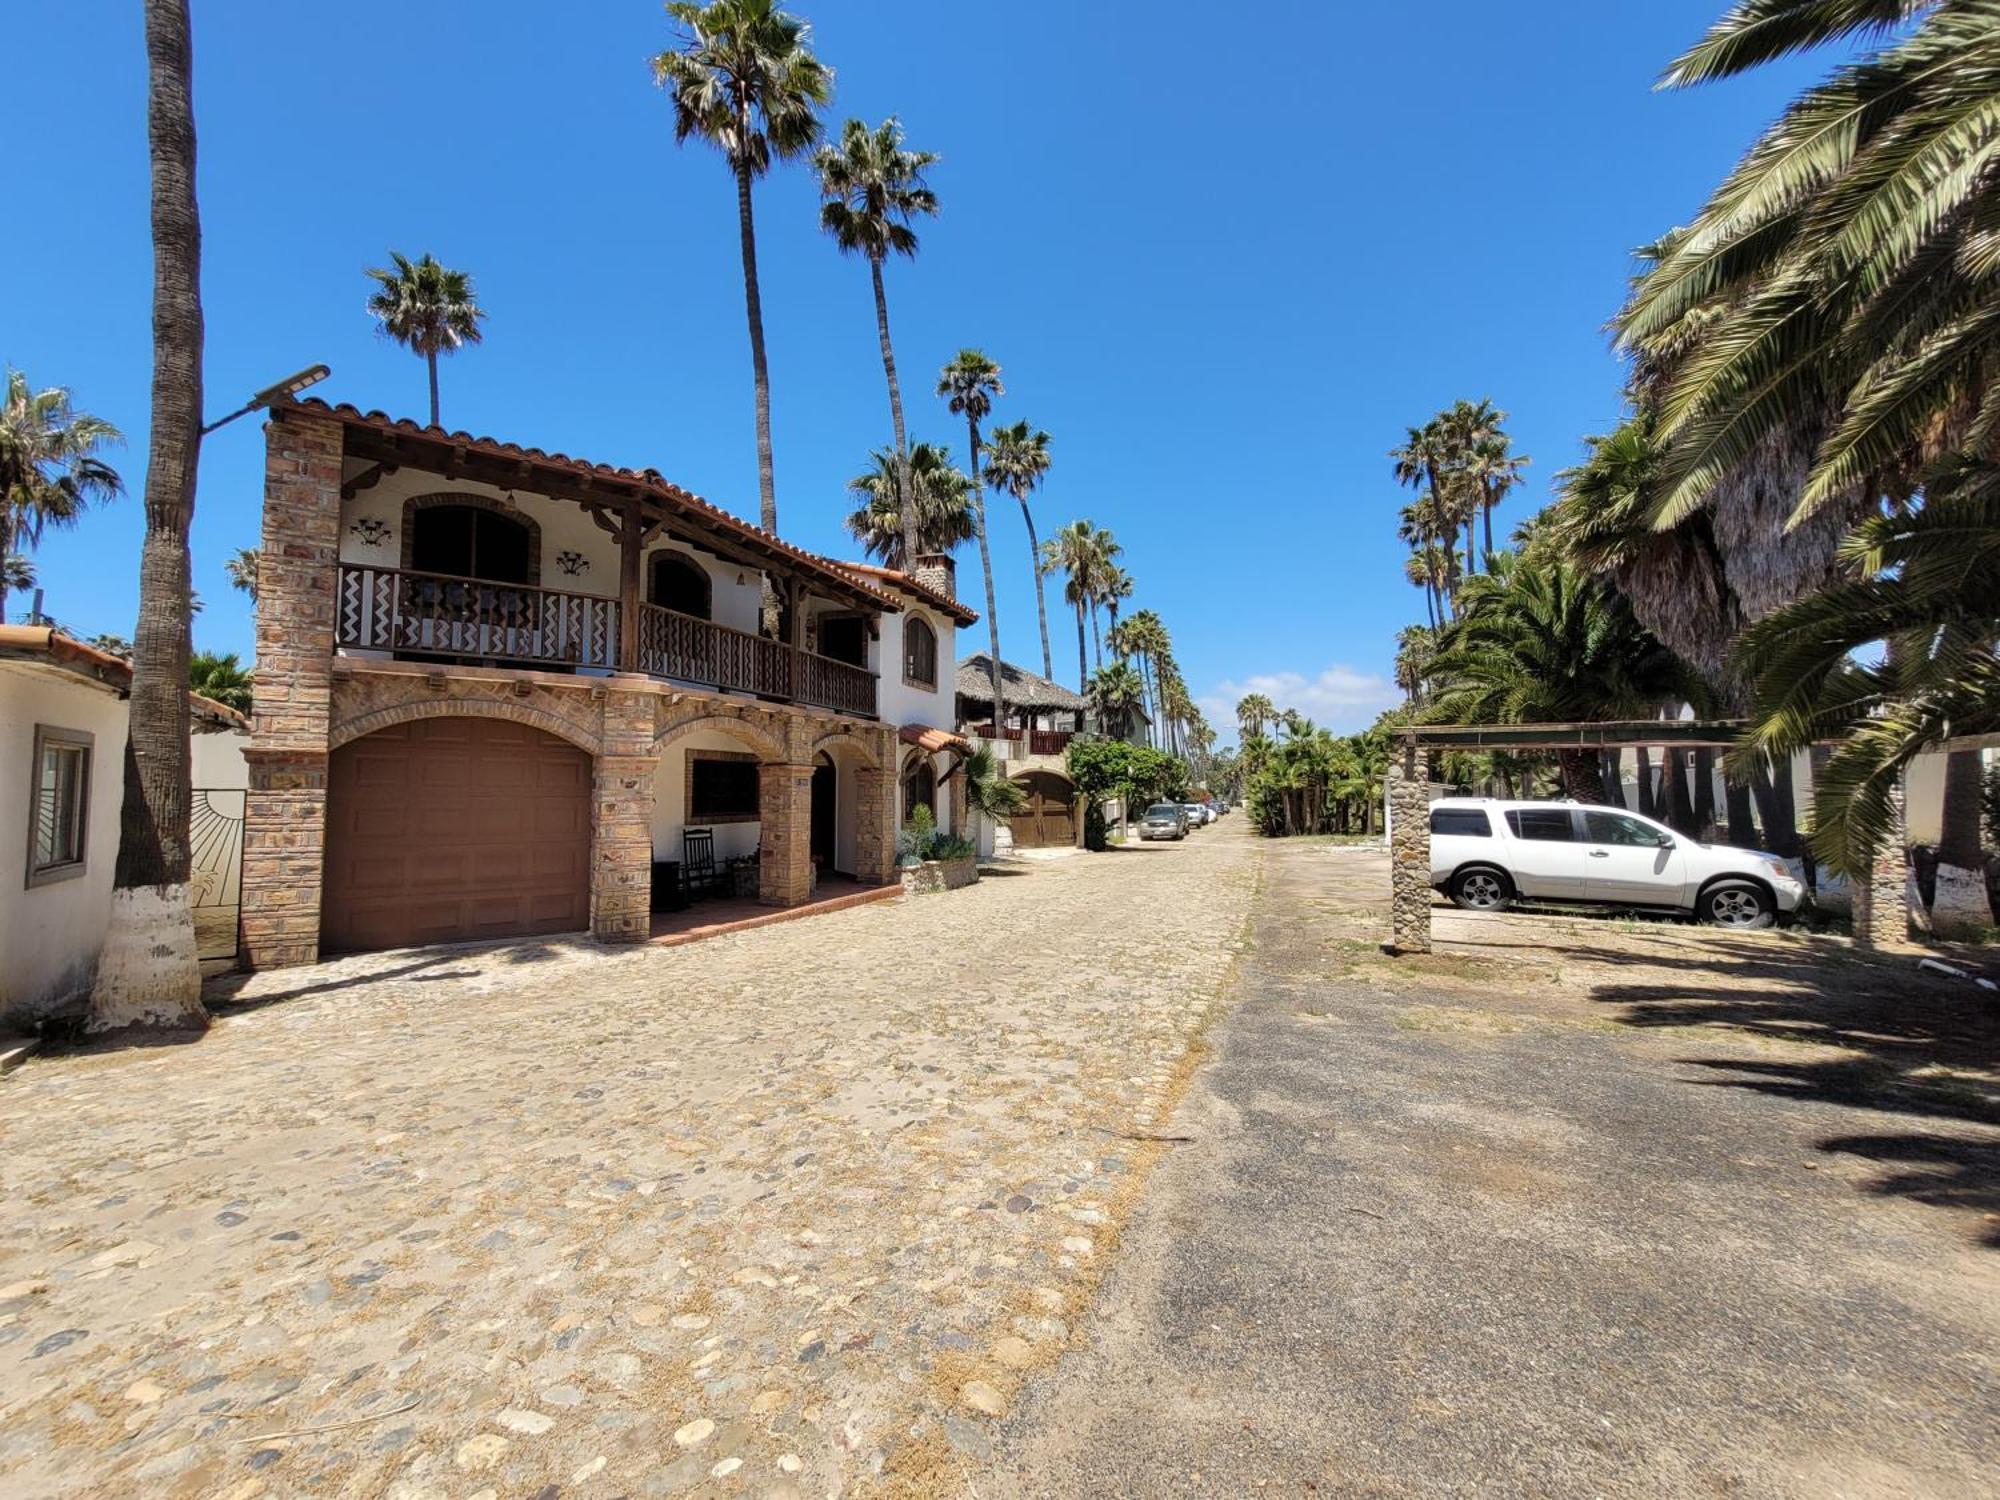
[1007, 771, 1076, 849]
[323, 716, 593, 952]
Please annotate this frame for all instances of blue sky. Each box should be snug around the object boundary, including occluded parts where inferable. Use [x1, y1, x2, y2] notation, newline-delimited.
[6, 2, 1839, 742]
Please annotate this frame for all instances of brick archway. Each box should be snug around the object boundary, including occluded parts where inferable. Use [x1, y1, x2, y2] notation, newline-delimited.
[655, 711, 787, 765]
[329, 696, 603, 757]
[810, 729, 881, 770]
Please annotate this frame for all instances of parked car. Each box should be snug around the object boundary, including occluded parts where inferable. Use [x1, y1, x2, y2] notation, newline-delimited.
[1140, 803, 1189, 840]
[1426, 799, 1804, 929]
[1183, 802, 1209, 828]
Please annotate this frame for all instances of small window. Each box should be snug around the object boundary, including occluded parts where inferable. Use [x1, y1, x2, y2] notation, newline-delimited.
[903, 759, 937, 819]
[903, 617, 937, 688]
[28, 726, 92, 886]
[1505, 808, 1576, 842]
[688, 753, 760, 821]
[1430, 806, 1492, 838]
[1585, 810, 1668, 848]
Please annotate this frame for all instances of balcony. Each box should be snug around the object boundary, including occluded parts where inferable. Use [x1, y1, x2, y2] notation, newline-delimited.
[336, 564, 876, 717]
[964, 723, 1075, 757]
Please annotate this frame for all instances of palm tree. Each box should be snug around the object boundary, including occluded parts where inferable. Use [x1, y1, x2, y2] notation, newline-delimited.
[3, 552, 33, 600]
[1423, 550, 1706, 809]
[1392, 417, 1478, 583]
[815, 117, 938, 567]
[188, 649, 252, 713]
[1084, 526, 1123, 668]
[654, 0, 830, 535]
[1394, 624, 1436, 707]
[1452, 399, 1529, 569]
[92, 0, 210, 1035]
[960, 742, 1026, 837]
[1235, 692, 1275, 741]
[843, 442, 974, 566]
[1044, 519, 1110, 691]
[1088, 661, 1147, 743]
[224, 546, 258, 606]
[1121, 608, 1172, 748]
[984, 419, 1055, 677]
[1100, 564, 1134, 642]
[939, 349, 1008, 735]
[364, 252, 486, 429]
[1, 369, 124, 613]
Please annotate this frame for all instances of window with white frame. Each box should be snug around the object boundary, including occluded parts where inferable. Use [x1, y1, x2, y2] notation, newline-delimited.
[28, 725, 92, 886]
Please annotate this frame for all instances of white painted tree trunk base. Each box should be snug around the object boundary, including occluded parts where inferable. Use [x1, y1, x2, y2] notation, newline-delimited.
[1930, 863, 1995, 937]
[87, 883, 209, 1034]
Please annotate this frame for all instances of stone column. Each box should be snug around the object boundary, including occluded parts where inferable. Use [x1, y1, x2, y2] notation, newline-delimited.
[240, 750, 328, 969]
[591, 688, 658, 943]
[1386, 737, 1432, 955]
[855, 760, 899, 884]
[240, 408, 344, 968]
[1852, 773, 1911, 949]
[758, 762, 814, 905]
[948, 757, 968, 840]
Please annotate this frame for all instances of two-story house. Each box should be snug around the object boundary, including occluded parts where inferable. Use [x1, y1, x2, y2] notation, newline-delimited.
[241, 399, 973, 967]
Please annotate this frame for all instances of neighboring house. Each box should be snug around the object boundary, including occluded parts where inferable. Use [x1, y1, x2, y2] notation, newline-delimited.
[0, 627, 249, 1028]
[240, 398, 976, 967]
[955, 653, 1090, 850]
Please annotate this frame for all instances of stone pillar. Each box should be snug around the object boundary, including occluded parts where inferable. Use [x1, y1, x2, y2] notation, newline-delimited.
[1852, 773, 1911, 949]
[855, 760, 899, 884]
[591, 689, 657, 943]
[758, 762, 814, 905]
[948, 757, 968, 839]
[1386, 738, 1432, 955]
[241, 408, 344, 968]
[240, 750, 329, 969]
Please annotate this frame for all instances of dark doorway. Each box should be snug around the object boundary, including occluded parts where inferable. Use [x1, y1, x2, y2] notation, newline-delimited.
[819, 615, 867, 667]
[650, 551, 712, 619]
[410, 504, 532, 583]
[811, 754, 838, 875]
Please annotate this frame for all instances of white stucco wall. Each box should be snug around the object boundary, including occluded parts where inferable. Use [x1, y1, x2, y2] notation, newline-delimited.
[873, 604, 960, 733]
[190, 726, 250, 789]
[651, 731, 764, 867]
[0, 665, 131, 1026]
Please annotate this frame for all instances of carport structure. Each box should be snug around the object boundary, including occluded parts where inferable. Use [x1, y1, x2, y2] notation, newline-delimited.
[1383, 721, 1913, 954]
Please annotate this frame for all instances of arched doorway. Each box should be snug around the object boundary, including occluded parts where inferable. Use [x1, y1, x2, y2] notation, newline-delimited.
[1008, 771, 1076, 849]
[811, 751, 837, 875]
[902, 754, 937, 827]
[324, 716, 592, 951]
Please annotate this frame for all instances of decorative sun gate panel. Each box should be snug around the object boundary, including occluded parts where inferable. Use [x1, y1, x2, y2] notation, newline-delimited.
[190, 788, 245, 960]
[336, 564, 616, 669]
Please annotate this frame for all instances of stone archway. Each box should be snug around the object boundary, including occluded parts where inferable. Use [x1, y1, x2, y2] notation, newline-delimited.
[655, 710, 787, 765]
[329, 696, 603, 758]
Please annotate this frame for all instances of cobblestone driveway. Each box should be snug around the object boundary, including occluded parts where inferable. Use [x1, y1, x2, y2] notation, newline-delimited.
[0, 831, 1255, 1499]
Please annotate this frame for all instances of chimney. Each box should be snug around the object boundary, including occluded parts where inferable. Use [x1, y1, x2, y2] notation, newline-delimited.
[912, 552, 956, 601]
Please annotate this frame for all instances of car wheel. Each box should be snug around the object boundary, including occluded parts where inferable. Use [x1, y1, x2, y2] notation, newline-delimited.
[1449, 867, 1511, 912]
[1701, 880, 1774, 930]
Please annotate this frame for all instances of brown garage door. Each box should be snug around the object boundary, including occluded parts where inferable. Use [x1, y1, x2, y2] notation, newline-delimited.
[324, 717, 593, 952]
[1008, 770, 1077, 848]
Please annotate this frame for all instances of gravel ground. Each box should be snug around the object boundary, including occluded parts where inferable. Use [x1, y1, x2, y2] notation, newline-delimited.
[994, 839, 2000, 1499]
[0, 830, 1255, 1499]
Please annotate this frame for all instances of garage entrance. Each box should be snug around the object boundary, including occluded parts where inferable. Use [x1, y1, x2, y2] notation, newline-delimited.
[1009, 770, 1077, 848]
[324, 716, 593, 952]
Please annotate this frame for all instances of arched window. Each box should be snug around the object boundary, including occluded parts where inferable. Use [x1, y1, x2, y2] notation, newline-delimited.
[409, 503, 532, 583]
[903, 616, 937, 688]
[902, 757, 937, 822]
[649, 552, 712, 619]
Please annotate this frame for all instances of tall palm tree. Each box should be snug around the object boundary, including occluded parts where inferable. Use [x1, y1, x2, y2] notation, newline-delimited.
[815, 117, 938, 567]
[843, 442, 973, 566]
[984, 418, 1054, 676]
[3, 552, 33, 601]
[1084, 526, 1123, 667]
[1452, 399, 1529, 568]
[939, 349, 1007, 733]
[1044, 519, 1113, 691]
[188, 649, 252, 713]
[0, 370, 124, 613]
[1088, 661, 1146, 741]
[1101, 563, 1134, 641]
[654, 0, 830, 535]
[224, 546, 258, 606]
[1122, 608, 1172, 748]
[1392, 417, 1478, 582]
[1235, 692, 1276, 741]
[363, 252, 486, 429]
[92, 0, 210, 1035]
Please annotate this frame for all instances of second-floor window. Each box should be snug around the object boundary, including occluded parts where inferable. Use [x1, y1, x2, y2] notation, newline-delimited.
[904, 617, 937, 689]
[411, 504, 532, 584]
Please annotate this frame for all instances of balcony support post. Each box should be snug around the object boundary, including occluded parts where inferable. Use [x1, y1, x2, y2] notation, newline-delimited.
[617, 502, 641, 673]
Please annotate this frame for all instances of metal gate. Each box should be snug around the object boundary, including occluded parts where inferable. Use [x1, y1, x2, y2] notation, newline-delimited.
[191, 788, 245, 961]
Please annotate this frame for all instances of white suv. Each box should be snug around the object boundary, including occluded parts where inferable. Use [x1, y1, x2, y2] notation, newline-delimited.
[1427, 799, 1804, 929]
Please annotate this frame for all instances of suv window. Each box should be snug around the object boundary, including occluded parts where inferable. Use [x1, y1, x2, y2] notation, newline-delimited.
[1585, 810, 1668, 847]
[1505, 808, 1576, 842]
[1429, 807, 1492, 837]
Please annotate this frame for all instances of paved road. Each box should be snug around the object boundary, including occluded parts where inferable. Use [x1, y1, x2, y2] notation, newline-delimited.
[995, 837, 2000, 1499]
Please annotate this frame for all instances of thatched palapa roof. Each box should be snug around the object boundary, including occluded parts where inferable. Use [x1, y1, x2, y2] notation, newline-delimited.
[956, 653, 1088, 712]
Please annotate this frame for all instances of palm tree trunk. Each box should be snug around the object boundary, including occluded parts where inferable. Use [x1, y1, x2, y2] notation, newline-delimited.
[426, 346, 440, 429]
[1074, 600, 1088, 691]
[1482, 493, 1495, 569]
[734, 155, 778, 535]
[1558, 750, 1604, 804]
[967, 416, 1004, 742]
[1693, 748, 1716, 835]
[1090, 606, 1102, 670]
[868, 257, 918, 570]
[1423, 582, 1437, 632]
[1661, 750, 1698, 836]
[1937, 750, 1985, 869]
[1724, 775, 1757, 846]
[1464, 516, 1478, 578]
[1634, 746, 1656, 819]
[92, 0, 208, 1035]
[1022, 501, 1052, 677]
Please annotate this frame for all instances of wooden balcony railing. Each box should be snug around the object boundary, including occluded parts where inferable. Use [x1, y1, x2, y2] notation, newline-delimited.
[336, 564, 617, 669]
[336, 565, 879, 717]
[964, 723, 1074, 755]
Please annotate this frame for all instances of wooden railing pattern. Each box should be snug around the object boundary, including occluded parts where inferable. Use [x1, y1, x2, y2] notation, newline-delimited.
[637, 602, 877, 717]
[964, 723, 1074, 755]
[796, 649, 877, 718]
[336, 564, 617, 669]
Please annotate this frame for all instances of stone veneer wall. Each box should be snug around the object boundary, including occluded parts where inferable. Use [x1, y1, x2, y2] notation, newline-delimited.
[1852, 773, 1911, 949]
[1385, 740, 1433, 955]
[592, 689, 657, 943]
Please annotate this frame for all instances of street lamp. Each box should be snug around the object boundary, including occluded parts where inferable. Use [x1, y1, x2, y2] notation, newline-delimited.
[200, 363, 330, 436]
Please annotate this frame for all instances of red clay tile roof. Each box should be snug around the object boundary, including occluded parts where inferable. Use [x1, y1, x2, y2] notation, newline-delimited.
[898, 723, 970, 755]
[277, 398, 899, 612]
[834, 562, 979, 625]
[0, 626, 249, 726]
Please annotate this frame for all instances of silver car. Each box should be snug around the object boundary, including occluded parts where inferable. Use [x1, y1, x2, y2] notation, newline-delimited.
[1139, 803, 1188, 841]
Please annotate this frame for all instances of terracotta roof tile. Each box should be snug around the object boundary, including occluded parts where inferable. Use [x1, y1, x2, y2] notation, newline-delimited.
[834, 563, 979, 626]
[899, 722, 970, 755]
